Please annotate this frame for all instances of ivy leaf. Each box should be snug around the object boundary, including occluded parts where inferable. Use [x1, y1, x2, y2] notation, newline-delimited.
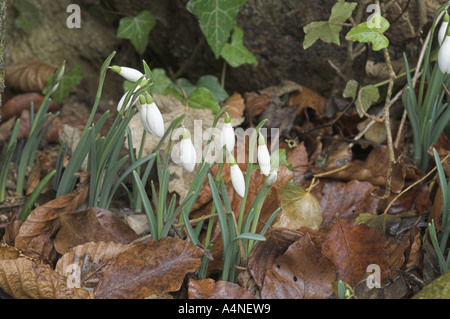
[13, 0, 42, 33]
[43, 64, 83, 104]
[303, 0, 357, 49]
[220, 26, 258, 67]
[151, 68, 172, 94]
[117, 11, 156, 55]
[343, 80, 379, 117]
[187, 0, 247, 58]
[345, 14, 390, 51]
[188, 87, 221, 114]
[196, 75, 229, 103]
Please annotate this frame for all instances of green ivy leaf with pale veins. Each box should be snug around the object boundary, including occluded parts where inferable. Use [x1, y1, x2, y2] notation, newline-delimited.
[345, 14, 390, 51]
[187, 0, 247, 58]
[343, 80, 379, 117]
[220, 26, 258, 67]
[303, 0, 357, 49]
[117, 11, 156, 55]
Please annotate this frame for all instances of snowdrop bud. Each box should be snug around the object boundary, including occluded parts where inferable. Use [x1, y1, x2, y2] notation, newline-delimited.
[266, 170, 278, 186]
[221, 113, 235, 153]
[438, 29, 450, 74]
[439, 12, 450, 45]
[55, 60, 66, 83]
[257, 133, 271, 176]
[229, 154, 245, 197]
[180, 128, 197, 172]
[144, 94, 165, 137]
[110, 65, 145, 82]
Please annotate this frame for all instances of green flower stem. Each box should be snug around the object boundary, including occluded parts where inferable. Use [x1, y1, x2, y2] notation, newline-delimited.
[247, 182, 271, 256]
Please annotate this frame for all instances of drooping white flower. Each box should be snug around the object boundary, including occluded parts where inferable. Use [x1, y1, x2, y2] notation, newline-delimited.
[117, 79, 149, 112]
[438, 32, 450, 74]
[139, 93, 164, 137]
[229, 154, 245, 197]
[266, 170, 278, 186]
[110, 65, 145, 83]
[221, 113, 235, 153]
[439, 12, 450, 45]
[257, 133, 271, 176]
[180, 128, 197, 172]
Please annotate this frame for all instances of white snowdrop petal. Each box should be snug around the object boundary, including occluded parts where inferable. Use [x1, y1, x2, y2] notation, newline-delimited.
[119, 67, 145, 82]
[439, 22, 448, 46]
[258, 144, 271, 176]
[266, 170, 278, 186]
[147, 103, 165, 138]
[139, 104, 153, 134]
[230, 164, 245, 197]
[438, 37, 450, 74]
[221, 122, 235, 152]
[180, 138, 196, 172]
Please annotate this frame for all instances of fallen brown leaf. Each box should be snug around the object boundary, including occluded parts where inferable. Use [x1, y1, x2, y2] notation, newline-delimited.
[54, 207, 138, 255]
[322, 219, 390, 287]
[261, 232, 335, 299]
[188, 278, 256, 299]
[1, 93, 60, 121]
[5, 60, 56, 92]
[94, 237, 204, 299]
[56, 241, 130, 291]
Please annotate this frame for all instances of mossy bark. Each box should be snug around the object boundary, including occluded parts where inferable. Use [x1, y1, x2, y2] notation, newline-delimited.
[413, 270, 450, 299]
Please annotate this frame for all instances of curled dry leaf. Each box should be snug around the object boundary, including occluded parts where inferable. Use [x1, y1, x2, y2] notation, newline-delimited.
[5, 60, 56, 92]
[223, 92, 245, 118]
[0, 256, 93, 299]
[1, 92, 60, 121]
[288, 86, 327, 117]
[248, 227, 303, 288]
[188, 278, 256, 299]
[56, 241, 130, 291]
[94, 237, 204, 299]
[261, 232, 336, 299]
[54, 207, 138, 255]
[321, 219, 390, 287]
[14, 177, 89, 252]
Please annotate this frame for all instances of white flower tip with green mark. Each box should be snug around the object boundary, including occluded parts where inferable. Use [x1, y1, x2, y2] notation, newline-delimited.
[221, 115, 235, 153]
[110, 65, 145, 83]
[438, 36, 450, 74]
[439, 21, 449, 45]
[139, 94, 164, 137]
[180, 128, 196, 172]
[229, 161, 245, 197]
[55, 61, 66, 83]
[257, 134, 271, 176]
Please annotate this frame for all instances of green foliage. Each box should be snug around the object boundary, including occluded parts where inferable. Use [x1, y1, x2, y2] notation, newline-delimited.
[220, 26, 258, 67]
[187, 87, 221, 114]
[12, 0, 42, 33]
[0, 119, 20, 202]
[117, 10, 156, 55]
[187, 0, 247, 58]
[43, 64, 83, 104]
[343, 80, 380, 117]
[303, 0, 357, 49]
[345, 14, 390, 51]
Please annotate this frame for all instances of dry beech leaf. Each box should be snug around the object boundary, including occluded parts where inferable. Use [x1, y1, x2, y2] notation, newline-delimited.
[223, 92, 245, 118]
[188, 278, 256, 299]
[288, 86, 327, 117]
[56, 241, 130, 291]
[286, 142, 309, 186]
[274, 182, 322, 231]
[244, 92, 271, 123]
[261, 232, 335, 299]
[0, 257, 93, 299]
[321, 219, 390, 287]
[0, 244, 21, 260]
[5, 60, 56, 92]
[311, 180, 381, 227]
[54, 207, 138, 255]
[94, 237, 204, 299]
[1, 92, 60, 121]
[14, 178, 89, 252]
[248, 227, 303, 288]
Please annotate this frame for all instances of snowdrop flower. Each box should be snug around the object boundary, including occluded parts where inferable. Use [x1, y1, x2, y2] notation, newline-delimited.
[180, 127, 197, 172]
[221, 113, 235, 153]
[139, 93, 165, 137]
[117, 79, 149, 112]
[229, 154, 245, 197]
[257, 133, 271, 176]
[266, 170, 278, 186]
[439, 12, 450, 46]
[110, 65, 145, 83]
[55, 60, 66, 83]
[438, 29, 450, 74]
